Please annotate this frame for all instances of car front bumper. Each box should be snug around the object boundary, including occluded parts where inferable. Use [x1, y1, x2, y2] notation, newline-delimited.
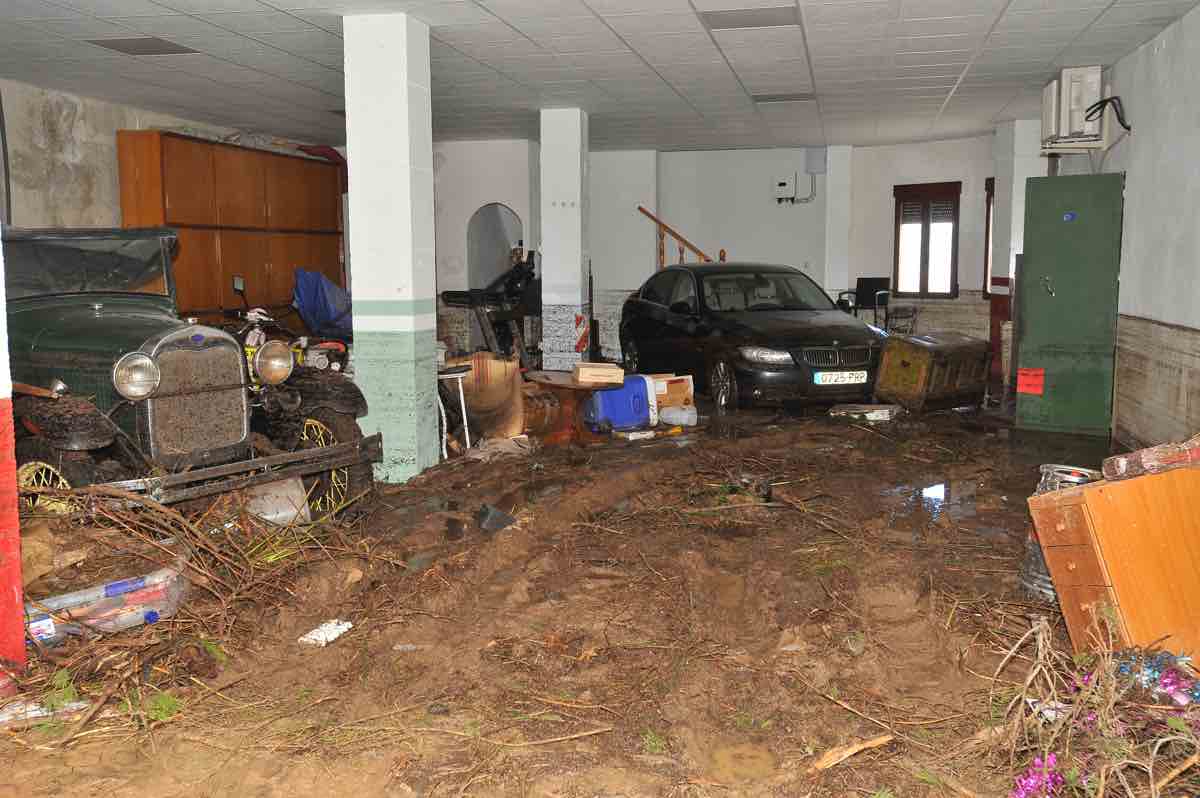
[734, 359, 877, 404]
[102, 433, 383, 504]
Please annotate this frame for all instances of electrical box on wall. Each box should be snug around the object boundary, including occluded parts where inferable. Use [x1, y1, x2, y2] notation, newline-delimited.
[774, 172, 797, 203]
[1042, 65, 1109, 151]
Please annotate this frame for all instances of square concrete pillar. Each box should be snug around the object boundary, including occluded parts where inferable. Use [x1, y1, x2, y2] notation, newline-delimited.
[540, 108, 590, 370]
[992, 120, 1047, 292]
[344, 13, 438, 481]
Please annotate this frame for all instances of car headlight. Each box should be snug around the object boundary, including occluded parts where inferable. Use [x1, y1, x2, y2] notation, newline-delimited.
[738, 346, 794, 365]
[112, 352, 160, 400]
[253, 340, 294, 385]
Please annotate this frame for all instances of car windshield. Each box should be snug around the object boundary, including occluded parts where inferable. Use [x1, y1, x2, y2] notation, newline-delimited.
[701, 271, 834, 312]
[3, 234, 170, 300]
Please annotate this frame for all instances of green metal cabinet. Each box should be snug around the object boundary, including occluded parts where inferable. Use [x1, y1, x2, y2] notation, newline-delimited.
[1016, 174, 1123, 437]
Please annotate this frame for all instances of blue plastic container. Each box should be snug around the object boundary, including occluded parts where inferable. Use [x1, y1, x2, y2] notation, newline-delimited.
[583, 375, 658, 432]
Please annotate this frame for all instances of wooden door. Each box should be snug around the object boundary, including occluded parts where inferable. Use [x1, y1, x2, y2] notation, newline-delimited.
[268, 234, 343, 306]
[308, 234, 343, 287]
[267, 156, 339, 231]
[265, 155, 307, 230]
[213, 145, 267, 228]
[267, 234, 310, 306]
[172, 229, 222, 314]
[162, 135, 217, 226]
[117, 130, 166, 226]
[303, 160, 340, 231]
[218, 231, 271, 309]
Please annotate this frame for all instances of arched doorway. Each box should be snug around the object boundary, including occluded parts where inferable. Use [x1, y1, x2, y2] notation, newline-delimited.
[466, 203, 522, 346]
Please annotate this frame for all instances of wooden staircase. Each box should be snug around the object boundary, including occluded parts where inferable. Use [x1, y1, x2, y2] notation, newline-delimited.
[637, 205, 727, 269]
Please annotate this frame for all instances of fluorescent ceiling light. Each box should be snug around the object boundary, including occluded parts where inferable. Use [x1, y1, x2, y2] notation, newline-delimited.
[700, 7, 799, 30]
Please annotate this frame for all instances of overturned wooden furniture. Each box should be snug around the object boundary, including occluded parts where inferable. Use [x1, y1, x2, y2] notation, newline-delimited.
[1028, 467, 1200, 656]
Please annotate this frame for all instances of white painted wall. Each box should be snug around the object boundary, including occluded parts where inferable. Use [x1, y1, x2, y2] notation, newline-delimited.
[657, 148, 827, 284]
[992, 120, 1046, 292]
[849, 134, 994, 295]
[432, 139, 535, 294]
[823, 145, 853, 294]
[1058, 4, 1200, 329]
[589, 150, 657, 292]
[0, 77, 231, 228]
[540, 109, 589, 307]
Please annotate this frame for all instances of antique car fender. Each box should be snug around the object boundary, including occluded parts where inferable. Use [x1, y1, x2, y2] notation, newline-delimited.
[279, 369, 368, 418]
[14, 395, 119, 451]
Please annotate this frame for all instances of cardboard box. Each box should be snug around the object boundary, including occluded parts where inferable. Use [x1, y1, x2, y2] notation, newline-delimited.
[573, 362, 625, 386]
[649, 374, 695, 408]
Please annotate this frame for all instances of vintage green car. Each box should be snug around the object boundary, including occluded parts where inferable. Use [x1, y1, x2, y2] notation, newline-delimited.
[2, 226, 380, 513]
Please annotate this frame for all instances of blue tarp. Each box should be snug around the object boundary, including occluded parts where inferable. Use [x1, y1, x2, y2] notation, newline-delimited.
[292, 269, 353, 339]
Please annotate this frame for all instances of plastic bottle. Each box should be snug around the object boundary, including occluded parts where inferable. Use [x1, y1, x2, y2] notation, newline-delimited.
[660, 405, 698, 427]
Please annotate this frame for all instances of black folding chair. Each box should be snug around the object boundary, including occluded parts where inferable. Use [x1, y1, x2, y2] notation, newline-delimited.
[837, 277, 891, 325]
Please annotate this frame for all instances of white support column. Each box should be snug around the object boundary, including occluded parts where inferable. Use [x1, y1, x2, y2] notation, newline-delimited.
[539, 108, 590, 370]
[992, 120, 1047, 293]
[823, 145, 853, 295]
[344, 13, 437, 481]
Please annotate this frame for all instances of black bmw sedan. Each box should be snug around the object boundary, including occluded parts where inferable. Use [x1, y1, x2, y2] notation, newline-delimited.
[619, 263, 886, 411]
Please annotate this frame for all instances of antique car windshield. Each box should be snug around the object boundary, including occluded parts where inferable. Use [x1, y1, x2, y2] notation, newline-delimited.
[701, 271, 835, 312]
[3, 235, 170, 300]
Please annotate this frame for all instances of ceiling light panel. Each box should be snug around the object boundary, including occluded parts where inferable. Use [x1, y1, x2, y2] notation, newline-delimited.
[87, 36, 200, 55]
[700, 6, 799, 30]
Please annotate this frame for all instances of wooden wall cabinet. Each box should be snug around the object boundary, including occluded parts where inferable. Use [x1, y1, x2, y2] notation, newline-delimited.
[1029, 467, 1200, 657]
[117, 130, 343, 315]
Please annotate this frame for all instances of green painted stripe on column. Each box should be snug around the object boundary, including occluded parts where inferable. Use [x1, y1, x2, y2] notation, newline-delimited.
[354, 298, 437, 316]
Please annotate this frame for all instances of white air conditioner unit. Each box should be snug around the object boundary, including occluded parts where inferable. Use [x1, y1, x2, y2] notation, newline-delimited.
[1042, 65, 1111, 152]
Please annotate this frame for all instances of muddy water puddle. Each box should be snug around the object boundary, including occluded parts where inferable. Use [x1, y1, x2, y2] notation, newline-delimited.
[709, 742, 778, 783]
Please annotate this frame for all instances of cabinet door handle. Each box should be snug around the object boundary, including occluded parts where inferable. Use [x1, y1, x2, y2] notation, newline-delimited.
[1066, 561, 1078, 572]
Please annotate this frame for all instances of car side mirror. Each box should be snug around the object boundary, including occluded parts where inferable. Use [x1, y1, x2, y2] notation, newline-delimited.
[669, 300, 696, 316]
[836, 298, 853, 313]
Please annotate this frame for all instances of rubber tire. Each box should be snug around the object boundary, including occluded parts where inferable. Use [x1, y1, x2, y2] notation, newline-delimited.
[15, 438, 99, 489]
[708, 359, 743, 414]
[298, 408, 375, 514]
[621, 336, 641, 374]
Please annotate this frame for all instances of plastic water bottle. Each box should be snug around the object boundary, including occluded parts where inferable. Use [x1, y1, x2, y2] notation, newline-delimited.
[660, 405, 698, 427]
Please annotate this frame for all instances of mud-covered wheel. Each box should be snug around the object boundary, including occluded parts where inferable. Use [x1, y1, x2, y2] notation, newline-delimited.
[297, 408, 373, 515]
[622, 337, 641, 374]
[15, 438, 97, 513]
[708, 359, 741, 414]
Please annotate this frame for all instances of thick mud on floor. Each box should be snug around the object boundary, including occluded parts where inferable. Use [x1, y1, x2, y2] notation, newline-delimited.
[4, 412, 1087, 797]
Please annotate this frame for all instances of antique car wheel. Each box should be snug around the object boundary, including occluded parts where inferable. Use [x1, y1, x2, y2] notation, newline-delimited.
[298, 408, 373, 515]
[15, 438, 96, 513]
[622, 338, 641, 374]
[708, 359, 740, 414]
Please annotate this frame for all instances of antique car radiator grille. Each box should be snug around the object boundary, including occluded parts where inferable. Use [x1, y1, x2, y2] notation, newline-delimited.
[148, 338, 247, 458]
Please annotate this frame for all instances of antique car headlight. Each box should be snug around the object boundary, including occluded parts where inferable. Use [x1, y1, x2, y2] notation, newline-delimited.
[112, 352, 161, 400]
[253, 340, 294, 385]
[738, 346, 794, 365]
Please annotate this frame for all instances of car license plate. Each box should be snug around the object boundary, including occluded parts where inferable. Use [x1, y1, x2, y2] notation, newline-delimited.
[814, 370, 868, 386]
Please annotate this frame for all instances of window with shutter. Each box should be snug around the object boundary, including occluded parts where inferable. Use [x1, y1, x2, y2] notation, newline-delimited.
[892, 182, 961, 298]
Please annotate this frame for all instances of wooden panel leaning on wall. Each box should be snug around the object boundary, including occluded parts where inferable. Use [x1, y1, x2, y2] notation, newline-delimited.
[117, 130, 343, 318]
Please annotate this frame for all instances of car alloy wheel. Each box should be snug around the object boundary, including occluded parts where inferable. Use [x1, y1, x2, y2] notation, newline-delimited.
[623, 339, 640, 374]
[710, 360, 738, 414]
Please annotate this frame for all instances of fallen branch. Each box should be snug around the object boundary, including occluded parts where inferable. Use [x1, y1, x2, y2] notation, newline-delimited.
[807, 734, 893, 773]
[412, 725, 613, 747]
[1153, 752, 1199, 795]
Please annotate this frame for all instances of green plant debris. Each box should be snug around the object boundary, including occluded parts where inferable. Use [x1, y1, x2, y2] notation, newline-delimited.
[44, 669, 78, 712]
[641, 729, 667, 754]
[200, 638, 228, 664]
